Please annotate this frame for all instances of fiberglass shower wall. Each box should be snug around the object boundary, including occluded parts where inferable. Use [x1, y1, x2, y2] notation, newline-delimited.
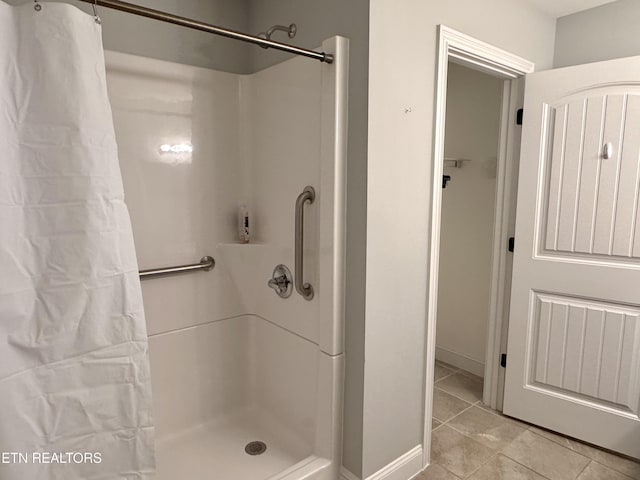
[105, 37, 347, 480]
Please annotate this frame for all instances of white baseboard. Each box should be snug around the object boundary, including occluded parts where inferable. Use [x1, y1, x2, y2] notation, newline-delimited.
[339, 446, 423, 480]
[367, 445, 423, 480]
[435, 346, 485, 378]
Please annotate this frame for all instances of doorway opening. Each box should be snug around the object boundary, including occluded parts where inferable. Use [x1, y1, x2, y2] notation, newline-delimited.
[432, 61, 504, 422]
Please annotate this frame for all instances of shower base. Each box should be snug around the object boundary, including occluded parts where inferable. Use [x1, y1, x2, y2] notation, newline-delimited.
[155, 408, 311, 480]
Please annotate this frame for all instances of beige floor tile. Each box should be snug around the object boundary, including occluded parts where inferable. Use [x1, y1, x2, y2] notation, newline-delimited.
[415, 463, 461, 479]
[529, 427, 640, 479]
[435, 372, 483, 403]
[433, 388, 472, 422]
[502, 430, 590, 480]
[467, 454, 546, 480]
[433, 418, 442, 429]
[435, 363, 456, 381]
[431, 425, 495, 478]
[585, 451, 640, 479]
[447, 406, 526, 450]
[529, 425, 599, 454]
[577, 461, 635, 480]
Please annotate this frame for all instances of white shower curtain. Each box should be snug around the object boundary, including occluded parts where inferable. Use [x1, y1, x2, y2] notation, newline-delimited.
[0, 2, 155, 479]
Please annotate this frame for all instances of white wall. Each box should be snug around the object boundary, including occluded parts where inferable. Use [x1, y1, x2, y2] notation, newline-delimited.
[554, 0, 640, 68]
[364, 1, 555, 477]
[436, 63, 503, 376]
[6, 0, 252, 72]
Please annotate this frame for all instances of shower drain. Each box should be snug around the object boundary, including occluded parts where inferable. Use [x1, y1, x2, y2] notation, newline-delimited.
[245, 441, 267, 456]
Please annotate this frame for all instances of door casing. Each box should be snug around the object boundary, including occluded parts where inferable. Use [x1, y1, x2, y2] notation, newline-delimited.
[423, 25, 534, 468]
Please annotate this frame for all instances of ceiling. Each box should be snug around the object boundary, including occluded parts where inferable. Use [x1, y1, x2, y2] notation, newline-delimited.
[524, 0, 617, 17]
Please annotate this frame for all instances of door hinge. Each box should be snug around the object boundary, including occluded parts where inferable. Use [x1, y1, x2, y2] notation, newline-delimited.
[508, 237, 515, 252]
[516, 108, 524, 125]
[500, 353, 507, 368]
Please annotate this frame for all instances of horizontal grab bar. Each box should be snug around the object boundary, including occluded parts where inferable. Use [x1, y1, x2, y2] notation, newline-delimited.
[139, 256, 215, 280]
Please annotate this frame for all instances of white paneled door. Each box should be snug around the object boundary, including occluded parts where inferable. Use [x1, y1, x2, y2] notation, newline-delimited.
[503, 55, 640, 459]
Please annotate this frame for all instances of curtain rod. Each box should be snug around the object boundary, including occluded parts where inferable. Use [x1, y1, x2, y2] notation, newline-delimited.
[77, 0, 334, 64]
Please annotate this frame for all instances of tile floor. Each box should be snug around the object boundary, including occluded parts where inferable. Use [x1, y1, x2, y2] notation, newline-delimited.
[416, 361, 640, 480]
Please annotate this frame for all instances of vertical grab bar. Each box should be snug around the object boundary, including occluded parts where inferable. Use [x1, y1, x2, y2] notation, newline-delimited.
[295, 185, 315, 300]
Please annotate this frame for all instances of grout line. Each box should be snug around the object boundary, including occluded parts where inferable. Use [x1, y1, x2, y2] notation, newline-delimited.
[434, 419, 492, 477]
[437, 368, 483, 384]
[476, 403, 511, 419]
[431, 454, 473, 480]
[435, 400, 478, 426]
[528, 427, 640, 478]
[434, 463, 464, 480]
[437, 413, 550, 479]
[434, 374, 454, 384]
[433, 391, 475, 414]
[462, 450, 499, 479]
[523, 428, 593, 475]
[494, 429, 556, 480]
[434, 369, 458, 384]
[590, 460, 637, 480]
[434, 394, 635, 480]
[434, 384, 482, 406]
[442, 424, 549, 480]
[574, 460, 591, 480]
[429, 376, 639, 479]
[432, 405, 556, 480]
[434, 366, 462, 382]
[527, 426, 589, 460]
[443, 411, 529, 478]
[500, 452, 555, 480]
[478, 407, 531, 431]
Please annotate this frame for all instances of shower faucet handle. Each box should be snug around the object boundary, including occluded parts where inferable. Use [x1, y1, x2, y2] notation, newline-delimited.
[267, 264, 293, 299]
[268, 275, 287, 289]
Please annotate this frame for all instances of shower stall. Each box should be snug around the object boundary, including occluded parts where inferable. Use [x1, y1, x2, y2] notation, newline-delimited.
[104, 12, 348, 480]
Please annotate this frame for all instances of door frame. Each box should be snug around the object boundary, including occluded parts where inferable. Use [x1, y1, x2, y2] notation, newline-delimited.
[422, 25, 534, 468]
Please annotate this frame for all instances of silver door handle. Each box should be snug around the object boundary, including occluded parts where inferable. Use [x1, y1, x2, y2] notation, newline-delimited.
[295, 186, 315, 300]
